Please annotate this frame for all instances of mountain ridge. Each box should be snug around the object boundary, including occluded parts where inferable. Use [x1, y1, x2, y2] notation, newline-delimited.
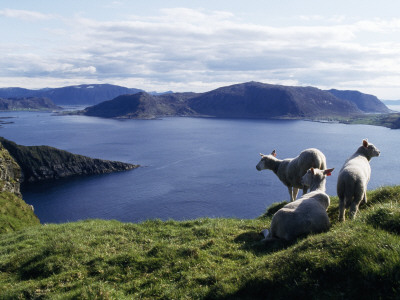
[0, 84, 143, 106]
[79, 81, 391, 120]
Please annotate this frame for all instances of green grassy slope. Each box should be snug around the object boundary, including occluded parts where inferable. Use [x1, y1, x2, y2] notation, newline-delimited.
[1, 186, 400, 299]
[0, 191, 40, 234]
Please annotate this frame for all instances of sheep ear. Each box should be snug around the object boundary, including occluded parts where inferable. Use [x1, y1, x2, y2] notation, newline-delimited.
[363, 139, 369, 148]
[324, 168, 334, 176]
[310, 167, 315, 174]
[260, 153, 264, 157]
[271, 150, 277, 157]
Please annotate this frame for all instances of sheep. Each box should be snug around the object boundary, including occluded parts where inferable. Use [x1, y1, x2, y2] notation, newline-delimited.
[337, 139, 380, 221]
[256, 148, 327, 202]
[262, 167, 334, 242]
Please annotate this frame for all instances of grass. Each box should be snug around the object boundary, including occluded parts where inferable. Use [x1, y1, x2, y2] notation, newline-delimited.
[1, 186, 400, 299]
[0, 191, 40, 234]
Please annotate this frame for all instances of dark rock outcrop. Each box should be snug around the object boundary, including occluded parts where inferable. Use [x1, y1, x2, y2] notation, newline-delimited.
[0, 137, 139, 183]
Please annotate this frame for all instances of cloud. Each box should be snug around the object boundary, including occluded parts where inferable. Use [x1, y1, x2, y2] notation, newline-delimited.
[0, 8, 54, 21]
[1, 7, 400, 98]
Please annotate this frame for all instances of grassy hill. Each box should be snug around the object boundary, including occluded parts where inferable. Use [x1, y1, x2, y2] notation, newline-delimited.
[1, 186, 400, 299]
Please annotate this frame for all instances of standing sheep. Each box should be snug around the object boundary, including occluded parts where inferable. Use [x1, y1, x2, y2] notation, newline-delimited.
[262, 167, 334, 242]
[256, 148, 327, 202]
[337, 139, 380, 221]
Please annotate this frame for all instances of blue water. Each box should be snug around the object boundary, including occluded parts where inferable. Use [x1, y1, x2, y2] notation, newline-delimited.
[0, 110, 399, 223]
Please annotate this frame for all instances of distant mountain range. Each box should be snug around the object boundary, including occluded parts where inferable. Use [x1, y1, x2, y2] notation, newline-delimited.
[0, 97, 60, 111]
[79, 82, 391, 119]
[0, 84, 143, 105]
[0, 82, 391, 119]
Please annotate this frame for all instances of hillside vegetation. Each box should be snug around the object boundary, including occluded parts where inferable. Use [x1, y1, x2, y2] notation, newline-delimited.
[1, 185, 400, 299]
[0, 144, 40, 233]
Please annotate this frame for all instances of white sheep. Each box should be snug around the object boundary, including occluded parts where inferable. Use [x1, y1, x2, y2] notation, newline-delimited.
[262, 167, 334, 242]
[256, 148, 327, 202]
[337, 139, 380, 221]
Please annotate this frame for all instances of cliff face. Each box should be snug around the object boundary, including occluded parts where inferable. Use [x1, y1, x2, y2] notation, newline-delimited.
[0, 137, 139, 183]
[0, 144, 40, 233]
[0, 143, 22, 197]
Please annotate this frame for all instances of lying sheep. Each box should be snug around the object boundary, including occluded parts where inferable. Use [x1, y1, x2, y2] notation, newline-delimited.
[337, 139, 380, 221]
[262, 167, 334, 242]
[256, 148, 327, 202]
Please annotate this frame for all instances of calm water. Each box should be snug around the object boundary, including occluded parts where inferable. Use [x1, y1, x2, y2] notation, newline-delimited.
[0, 110, 399, 223]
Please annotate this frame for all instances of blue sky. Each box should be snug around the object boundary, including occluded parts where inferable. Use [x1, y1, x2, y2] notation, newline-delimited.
[1, 0, 400, 99]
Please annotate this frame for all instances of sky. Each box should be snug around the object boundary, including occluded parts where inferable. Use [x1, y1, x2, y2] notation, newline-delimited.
[1, 0, 400, 99]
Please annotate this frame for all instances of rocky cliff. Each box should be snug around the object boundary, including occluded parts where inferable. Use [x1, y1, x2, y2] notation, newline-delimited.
[0, 143, 22, 197]
[0, 144, 40, 233]
[0, 137, 139, 183]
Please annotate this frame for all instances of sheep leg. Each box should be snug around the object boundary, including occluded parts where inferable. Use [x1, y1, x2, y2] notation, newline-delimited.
[350, 190, 363, 219]
[338, 198, 346, 222]
[361, 192, 367, 205]
[349, 202, 359, 219]
[288, 187, 294, 202]
[292, 188, 299, 200]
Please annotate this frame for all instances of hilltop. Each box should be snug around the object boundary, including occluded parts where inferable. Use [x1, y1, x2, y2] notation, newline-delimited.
[79, 82, 391, 120]
[0, 185, 400, 298]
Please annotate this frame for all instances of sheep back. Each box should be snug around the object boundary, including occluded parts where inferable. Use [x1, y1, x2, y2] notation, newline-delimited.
[278, 148, 327, 189]
[337, 152, 371, 205]
[268, 192, 330, 241]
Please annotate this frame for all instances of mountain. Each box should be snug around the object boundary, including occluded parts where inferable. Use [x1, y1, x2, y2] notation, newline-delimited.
[0, 137, 139, 183]
[188, 82, 361, 118]
[1, 82, 390, 117]
[0, 84, 143, 106]
[0, 97, 60, 111]
[39, 84, 143, 105]
[326, 89, 391, 113]
[81, 82, 366, 119]
[83, 92, 197, 119]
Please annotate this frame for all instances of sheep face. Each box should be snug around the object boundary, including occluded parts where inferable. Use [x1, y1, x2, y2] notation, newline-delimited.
[363, 139, 380, 159]
[301, 167, 334, 190]
[256, 151, 277, 171]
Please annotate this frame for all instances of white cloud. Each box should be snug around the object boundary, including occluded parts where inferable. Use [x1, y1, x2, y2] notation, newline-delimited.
[0, 8, 54, 21]
[1, 7, 400, 98]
